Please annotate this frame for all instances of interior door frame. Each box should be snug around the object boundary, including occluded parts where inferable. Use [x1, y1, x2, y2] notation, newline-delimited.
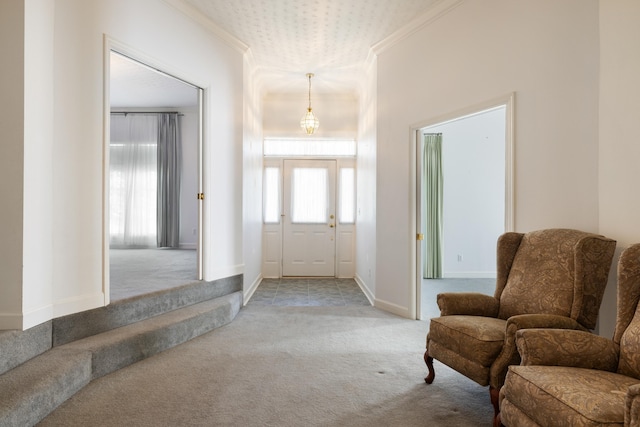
[410, 93, 515, 320]
[102, 36, 205, 305]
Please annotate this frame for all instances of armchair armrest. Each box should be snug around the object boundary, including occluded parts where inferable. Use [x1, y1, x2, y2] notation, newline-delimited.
[626, 383, 640, 427]
[516, 328, 619, 372]
[489, 314, 594, 388]
[436, 293, 499, 317]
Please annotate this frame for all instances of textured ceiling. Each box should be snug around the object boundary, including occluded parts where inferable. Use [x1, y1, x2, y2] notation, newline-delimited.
[110, 0, 453, 108]
[181, 0, 445, 93]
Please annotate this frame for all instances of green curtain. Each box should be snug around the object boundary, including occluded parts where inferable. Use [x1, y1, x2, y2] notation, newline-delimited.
[423, 133, 443, 278]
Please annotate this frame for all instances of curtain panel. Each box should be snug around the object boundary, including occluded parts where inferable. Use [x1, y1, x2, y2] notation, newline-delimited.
[109, 114, 158, 248]
[157, 113, 182, 248]
[109, 112, 182, 249]
[423, 133, 443, 279]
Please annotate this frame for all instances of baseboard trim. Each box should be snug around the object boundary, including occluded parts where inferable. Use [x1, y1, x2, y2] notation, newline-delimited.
[354, 274, 374, 305]
[52, 293, 105, 320]
[205, 264, 244, 282]
[442, 271, 497, 279]
[374, 298, 411, 319]
[243, 273, 263, 305]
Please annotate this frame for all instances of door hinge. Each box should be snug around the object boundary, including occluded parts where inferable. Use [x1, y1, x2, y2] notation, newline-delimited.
[197, 193, 205, 200]
[417, 233, 424, 241]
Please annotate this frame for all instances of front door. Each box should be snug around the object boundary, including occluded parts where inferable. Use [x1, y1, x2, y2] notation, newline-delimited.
[282, 159, 336, 276]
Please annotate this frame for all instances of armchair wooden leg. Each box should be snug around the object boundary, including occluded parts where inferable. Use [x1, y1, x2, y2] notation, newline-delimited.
[424, 350, 435, 384]
[490, 386, 501, 427]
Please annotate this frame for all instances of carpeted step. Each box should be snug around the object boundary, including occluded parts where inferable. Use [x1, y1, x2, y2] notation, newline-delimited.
[52, 274, 242, 346]
[0, 292, 242, 426]
[0, 347, 92, 427]
[0, 321, 52, 376]
[60, 291, 242, 380]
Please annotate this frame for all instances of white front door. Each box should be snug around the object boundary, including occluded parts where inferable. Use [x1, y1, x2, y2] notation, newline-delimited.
[282, 159, 336, 276]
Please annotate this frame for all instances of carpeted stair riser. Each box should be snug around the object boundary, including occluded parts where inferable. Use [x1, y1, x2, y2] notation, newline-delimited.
[0, 321, 52, 376]
[0, 348, 92, 427]
[0, 277, 243, 427]
[52, 274, 242, 346]
[63, 292, 242, 380]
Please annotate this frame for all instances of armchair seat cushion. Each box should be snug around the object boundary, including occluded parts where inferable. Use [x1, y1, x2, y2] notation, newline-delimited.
[429, 315, 506, 368]
[503, 365, 640, 426]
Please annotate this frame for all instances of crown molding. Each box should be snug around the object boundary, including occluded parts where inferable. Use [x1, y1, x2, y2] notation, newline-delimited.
[371, 0, 465, 55]
[162, 0, 249, 54]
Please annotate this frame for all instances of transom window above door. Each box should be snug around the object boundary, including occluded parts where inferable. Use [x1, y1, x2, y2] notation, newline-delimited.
[264, 138, 356, 157]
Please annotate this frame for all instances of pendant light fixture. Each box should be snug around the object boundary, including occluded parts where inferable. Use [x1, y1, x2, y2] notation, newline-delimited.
[300, 73, 319, 135]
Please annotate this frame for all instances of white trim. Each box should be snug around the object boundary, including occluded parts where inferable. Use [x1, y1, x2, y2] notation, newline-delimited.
[410, 93, 515, 320]
[371, 0, 465, 55]
[22, 304, 54, 330]
[161, 0, 249, 54]
[374, 298, 411, 319]
[354, 274, 375, 305]
[53, 293, 106, 319]
[0, 313, 24, 330]
[243, 273, 263, 306]
[103, 35, 208, 302]
[205, 264, 244, 282]
[443, 272, 497, 279]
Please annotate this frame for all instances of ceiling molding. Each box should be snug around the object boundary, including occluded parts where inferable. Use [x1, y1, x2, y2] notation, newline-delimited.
[371, 0, 465, 55]
[162, 0, 249, 54]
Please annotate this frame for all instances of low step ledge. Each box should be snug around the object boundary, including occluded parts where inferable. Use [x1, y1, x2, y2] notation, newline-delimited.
[0, 291, 242, 426]
[60, 291, 242, 380]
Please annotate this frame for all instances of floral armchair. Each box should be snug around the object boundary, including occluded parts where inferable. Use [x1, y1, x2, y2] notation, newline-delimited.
[424, 229, 616, 424]
[499, 243, 640, 427]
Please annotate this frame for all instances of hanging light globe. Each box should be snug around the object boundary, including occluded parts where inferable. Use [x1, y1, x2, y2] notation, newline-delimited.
[300, 73, 319, 135]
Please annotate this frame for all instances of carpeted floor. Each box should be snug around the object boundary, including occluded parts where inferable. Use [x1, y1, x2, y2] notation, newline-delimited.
[38, 303, 494, 427]
[96, 251, 495, 426]
[110, 249, 198, 301]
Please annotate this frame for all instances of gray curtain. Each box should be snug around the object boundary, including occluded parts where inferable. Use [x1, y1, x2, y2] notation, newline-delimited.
[157, 113, 181, 248]
[423, 133, 443, 278]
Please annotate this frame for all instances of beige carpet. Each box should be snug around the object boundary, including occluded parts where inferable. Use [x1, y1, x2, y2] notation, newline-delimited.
[39, 305, 493, 426]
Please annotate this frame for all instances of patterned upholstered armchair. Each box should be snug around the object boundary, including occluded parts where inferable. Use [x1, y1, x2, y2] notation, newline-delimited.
[499, 243, 640, 427]
[424, 229, 616, 424]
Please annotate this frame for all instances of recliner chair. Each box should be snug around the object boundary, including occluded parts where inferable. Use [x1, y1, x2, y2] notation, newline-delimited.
[424, 228, 616, 424]
[499, 243, 640, 427]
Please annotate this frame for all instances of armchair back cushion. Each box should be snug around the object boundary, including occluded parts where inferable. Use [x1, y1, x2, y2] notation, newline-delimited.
[498, 229, 615, 330]
[617, 245, 640, 379]
[499, 244, 640, 427]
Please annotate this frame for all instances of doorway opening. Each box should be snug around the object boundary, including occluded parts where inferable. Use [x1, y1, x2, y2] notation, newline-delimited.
[413, 95, 514, 320]
[104, 47, 204, 303]
[261, 138, 357, 279]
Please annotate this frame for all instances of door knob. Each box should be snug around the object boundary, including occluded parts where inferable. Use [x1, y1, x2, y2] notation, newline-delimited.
[329, 224, 335, 228]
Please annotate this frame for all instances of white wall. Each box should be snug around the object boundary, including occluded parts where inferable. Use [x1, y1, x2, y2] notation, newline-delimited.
[598, 0, 640, 337]
[242, 53, 265, 300]
[23, 0, 56, 327]
[0, 0, 245, 329]
[424, 107, 505, 278]
[263, 93, 358, 138]
[376, 0, 601, 317]
[355, 57, 378, 302]
[0, 0, 56, 329]
[0, 1, 27, 329]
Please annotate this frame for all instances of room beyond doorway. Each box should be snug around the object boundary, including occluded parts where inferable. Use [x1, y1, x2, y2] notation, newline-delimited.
[106, 47, 204, 303]
[413, 94, 514, 320]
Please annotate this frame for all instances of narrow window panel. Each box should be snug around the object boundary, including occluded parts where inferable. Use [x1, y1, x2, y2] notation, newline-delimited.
[339, 168, 355, 223]
[263, 167, 280, 223]
[291, 168, 328, 223]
